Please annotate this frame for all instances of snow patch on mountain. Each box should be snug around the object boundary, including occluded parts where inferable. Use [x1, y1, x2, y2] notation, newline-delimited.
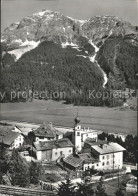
[33, 10, 47, 17]
[67, 16, 87, 25]
[1, 39, 6, 43]
[77, 55, 87, 58]
[62, 42, 77, 48]
[12, 39, 23, 44]
[61, 42, 82, 52]
[8, 40, 40, 60]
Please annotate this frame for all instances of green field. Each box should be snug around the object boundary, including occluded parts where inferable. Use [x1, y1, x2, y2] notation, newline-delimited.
[0, 100, 137, 135]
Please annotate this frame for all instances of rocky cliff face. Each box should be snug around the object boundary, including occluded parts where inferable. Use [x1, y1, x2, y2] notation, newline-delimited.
[1, 9, 138, 94]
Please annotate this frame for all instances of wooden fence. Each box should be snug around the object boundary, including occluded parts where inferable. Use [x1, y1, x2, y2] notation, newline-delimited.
[0, 185, 57, 196]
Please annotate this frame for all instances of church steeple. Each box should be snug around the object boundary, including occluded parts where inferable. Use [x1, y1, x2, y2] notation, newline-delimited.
[74, 116, 80, 125]
[74, 107, 80, 126]
[73, 107, 82, 152]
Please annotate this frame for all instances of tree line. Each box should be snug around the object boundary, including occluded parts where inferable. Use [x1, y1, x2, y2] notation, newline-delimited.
[0, 40, 131, 107]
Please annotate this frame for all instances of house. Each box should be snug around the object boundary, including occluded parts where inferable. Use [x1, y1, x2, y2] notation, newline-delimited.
[0, 126, 24, 149]
[63, 154, 83, 171]
[34, 122, 63, 142]
[63, 153, 99, 171]
[89, 141, 126, 170]
[33, 138, 74, 161]
[63, 138, 126, 172]
[15, 126, 33, 136]
[78, 153, 99, 171]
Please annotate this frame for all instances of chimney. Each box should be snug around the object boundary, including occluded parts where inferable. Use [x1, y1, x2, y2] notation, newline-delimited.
[44, 121, 46, 129]
[100, 144, 103, 149]
[49, 122, 52, 128]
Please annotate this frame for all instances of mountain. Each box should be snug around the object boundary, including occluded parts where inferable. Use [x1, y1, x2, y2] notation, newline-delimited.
[1, 9, 138, 105]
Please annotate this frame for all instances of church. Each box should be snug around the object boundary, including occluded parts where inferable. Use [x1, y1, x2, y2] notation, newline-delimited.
[63, 116, 126, 172]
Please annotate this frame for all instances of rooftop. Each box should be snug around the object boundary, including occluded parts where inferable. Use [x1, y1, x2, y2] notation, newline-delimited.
[17, 127, 33, 136]
[91, 142, 126, 155]
[85, 138, 107, 146]
[64, 154, 83, 168]
[34, 122, 62, 138]
[0, 130, 21, 146]
[34, 138, 74, 151]
[78, 153, 99, 163]
[0, 125, 15, 137]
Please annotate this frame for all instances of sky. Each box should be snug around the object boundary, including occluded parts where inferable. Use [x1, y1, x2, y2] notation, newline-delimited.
[1, 0, 138, 31]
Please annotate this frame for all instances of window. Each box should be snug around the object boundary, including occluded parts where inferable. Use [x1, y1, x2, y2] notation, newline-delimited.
[55, 152, 58, 156]
[102, 156, 105, 159]
[107, 155, 109, 160]
[97, 164, 99, 167]
[102, 162, 105, 166]
[60, 151, 63, 156]
[69, 150, 72, 153]
[107, 161, 109, 165]
[77, 132, 80, 136]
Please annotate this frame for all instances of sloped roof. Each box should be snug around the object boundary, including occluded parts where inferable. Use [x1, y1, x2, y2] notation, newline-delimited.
[78, 153, 99, 163]
[0, 131, 21, 146]
[64, 154, 83, 168]
[34, 122, 62, 138]
[17, 127, 33, 135]
[0, 125, 15, 137]
[34, 138, 74, 151]
[91, 142, 126, 155]
[85, 138, 108, 146]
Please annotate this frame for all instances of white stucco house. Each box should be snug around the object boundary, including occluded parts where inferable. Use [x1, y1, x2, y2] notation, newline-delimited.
[33, 138, 74, 161]
[0, 126, 24, 149]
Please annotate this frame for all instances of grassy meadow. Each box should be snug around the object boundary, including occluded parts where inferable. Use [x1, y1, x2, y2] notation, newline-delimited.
[0, 100, 137, 135]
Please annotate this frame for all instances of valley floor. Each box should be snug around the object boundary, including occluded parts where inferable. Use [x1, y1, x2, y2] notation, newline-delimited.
[0, 100, 137, 135]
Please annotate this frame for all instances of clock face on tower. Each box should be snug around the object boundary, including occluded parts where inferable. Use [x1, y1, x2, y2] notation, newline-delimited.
[75, 125, 81, 130]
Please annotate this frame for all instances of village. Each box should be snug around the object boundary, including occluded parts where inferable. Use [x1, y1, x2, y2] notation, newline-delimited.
[0, 116, 137, 195]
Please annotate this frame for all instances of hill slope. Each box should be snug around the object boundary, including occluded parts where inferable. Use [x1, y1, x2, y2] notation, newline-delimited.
[1, 10, 138, 105]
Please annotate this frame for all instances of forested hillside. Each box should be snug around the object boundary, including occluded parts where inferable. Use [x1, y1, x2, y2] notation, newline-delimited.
[96, 35, 138, 89]
[1, 41, 105, 105]
[1, 10, 138, 106]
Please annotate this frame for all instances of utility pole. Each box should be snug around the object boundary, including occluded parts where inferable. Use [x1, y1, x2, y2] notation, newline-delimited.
[113, 151, 115, 178]
[118, 165, 120, 188]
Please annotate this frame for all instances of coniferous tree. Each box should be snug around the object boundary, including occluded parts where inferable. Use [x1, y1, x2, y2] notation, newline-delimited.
[115, 187, 124, 196]
[58, 178, 75, 196]
[0, 142, 8, 174]
[76, 182, 94, 196]
[29, 161, 40, 185]
[8, 149, 30, 187]
[95, 177, 108, 196]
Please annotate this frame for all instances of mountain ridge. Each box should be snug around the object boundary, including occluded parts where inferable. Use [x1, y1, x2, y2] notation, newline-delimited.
[1, 9, 138, 105]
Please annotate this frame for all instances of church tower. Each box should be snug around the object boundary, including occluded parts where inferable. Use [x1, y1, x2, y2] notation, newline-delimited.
[74, 116, 82, 152]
